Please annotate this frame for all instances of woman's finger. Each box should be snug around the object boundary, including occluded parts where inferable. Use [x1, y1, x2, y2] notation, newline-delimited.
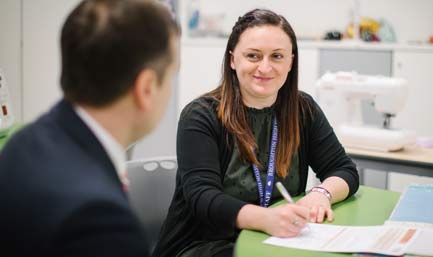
[316, 205, 325, 223]
[309, 206, 318, 222]
[326, 207, 334, 222]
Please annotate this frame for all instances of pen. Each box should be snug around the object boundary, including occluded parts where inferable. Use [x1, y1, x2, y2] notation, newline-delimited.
[275, 182, 311, 230]
[275, 181, 294, 203]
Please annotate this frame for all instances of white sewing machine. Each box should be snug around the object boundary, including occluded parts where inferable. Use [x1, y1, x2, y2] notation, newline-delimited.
[316, 71, 416, 152]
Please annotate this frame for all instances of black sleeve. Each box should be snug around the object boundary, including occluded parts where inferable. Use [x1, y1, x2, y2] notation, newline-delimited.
[176, 101, 247, 233]
[304, 94, 359, 198]
[53, 200, 148, 257]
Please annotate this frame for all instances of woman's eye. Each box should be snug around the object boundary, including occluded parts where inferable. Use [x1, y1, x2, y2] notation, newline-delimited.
[246, 53, 259, 60]
[273, 53, 283, 59]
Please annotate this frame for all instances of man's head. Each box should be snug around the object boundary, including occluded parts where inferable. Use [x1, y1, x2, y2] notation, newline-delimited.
[60, 0, 179, 107]
[60, 0, 180, 143]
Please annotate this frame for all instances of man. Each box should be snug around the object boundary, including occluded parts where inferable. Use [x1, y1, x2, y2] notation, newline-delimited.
[0, 0, 179, 256]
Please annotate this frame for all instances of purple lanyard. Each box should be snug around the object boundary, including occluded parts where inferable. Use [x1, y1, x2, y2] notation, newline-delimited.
[252, 115, 278, 208]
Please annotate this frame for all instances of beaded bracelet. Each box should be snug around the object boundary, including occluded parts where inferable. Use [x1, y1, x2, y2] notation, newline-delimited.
[309, 186, 332, 203]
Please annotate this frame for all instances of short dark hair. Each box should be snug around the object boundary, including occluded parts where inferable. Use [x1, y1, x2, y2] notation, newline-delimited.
[60, 0, 179, 106]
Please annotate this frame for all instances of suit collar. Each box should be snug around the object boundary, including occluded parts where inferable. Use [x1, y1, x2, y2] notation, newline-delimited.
[74, 105, 128, 187]
[49, 99, 126, 195]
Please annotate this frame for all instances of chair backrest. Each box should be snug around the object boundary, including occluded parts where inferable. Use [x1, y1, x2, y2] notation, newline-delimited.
[126, 156, 177, 256]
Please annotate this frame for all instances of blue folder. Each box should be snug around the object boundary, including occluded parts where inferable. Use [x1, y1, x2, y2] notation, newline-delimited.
[389, 184, 433, 224]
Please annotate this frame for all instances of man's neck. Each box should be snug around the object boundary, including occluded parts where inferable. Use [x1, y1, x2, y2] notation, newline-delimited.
[77, 103, 131, 148]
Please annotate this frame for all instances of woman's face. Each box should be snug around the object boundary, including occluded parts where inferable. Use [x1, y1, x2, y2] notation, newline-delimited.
[230, 25, 293, 108]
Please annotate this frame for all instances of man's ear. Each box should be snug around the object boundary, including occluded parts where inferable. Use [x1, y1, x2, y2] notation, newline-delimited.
[132, 69, 157, 111]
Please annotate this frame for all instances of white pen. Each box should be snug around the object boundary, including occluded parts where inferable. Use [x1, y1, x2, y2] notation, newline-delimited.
[275, 181, 295, 203]
[275, 181, 311, 230]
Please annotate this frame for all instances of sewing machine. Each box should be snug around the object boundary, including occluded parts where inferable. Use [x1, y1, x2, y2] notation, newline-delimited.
[315, 71, 416, 152]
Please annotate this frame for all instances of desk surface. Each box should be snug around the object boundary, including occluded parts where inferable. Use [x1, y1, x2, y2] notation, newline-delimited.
[235, 186, 400, 257]
[346, 146, 433, 179]
[0, 124, 21, 151]
[346, 146, 433, 166]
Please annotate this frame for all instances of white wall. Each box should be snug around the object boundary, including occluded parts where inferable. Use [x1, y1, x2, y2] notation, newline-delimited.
[0, 0, 22, 121]
[178, 42, 225, 116]
[360, 0, 433, 43]
[22, 0, 79, 122]
[0, 0, 80, 123]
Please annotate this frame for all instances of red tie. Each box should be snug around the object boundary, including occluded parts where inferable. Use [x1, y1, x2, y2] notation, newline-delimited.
[121, 170, 129, 192]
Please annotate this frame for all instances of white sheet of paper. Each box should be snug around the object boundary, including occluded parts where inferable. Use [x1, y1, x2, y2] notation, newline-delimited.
[406, 229, 433, 256]
[263, 223, 420, 256]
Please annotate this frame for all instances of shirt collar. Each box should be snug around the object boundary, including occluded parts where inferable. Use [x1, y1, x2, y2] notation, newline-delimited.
[74, 106, 127, 186]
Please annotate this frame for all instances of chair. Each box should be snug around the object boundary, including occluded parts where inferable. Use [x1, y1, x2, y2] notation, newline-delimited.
[126, 156, 177, 256]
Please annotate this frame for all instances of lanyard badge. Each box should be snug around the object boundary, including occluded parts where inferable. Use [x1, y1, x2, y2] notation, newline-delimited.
[251, 115, 278, 207]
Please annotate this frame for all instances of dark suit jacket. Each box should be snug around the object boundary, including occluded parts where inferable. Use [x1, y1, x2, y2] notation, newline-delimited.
[0, 100, 148, 257]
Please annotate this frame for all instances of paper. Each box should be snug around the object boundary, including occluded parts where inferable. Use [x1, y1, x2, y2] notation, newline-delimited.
[263, 223, 419, 256]
[406, 228, 433, 256]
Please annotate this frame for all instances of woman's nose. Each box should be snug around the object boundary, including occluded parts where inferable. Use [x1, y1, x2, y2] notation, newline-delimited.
[257, 58, 272, 73]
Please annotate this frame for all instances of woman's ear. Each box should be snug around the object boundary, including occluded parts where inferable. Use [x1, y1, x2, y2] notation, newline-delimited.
[132, 69, 157, 111]
[230, 51, 236, 70]
[288, 54, 295, 72]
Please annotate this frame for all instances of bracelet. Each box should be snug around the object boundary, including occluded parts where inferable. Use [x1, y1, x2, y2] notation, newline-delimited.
[309, 186, 332, 202]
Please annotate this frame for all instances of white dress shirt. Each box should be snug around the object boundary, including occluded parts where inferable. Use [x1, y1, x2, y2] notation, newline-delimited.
[74, 106, 129, 187]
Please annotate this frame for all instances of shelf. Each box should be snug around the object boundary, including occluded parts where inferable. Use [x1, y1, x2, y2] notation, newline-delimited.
[181, 37, 433, 52]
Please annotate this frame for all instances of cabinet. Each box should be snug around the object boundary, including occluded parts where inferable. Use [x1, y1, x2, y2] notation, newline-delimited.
[392, 50, 433, 137]
[388, 50, 433, 192]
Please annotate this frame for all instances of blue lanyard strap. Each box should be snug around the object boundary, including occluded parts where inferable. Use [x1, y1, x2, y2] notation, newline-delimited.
[251, 115, 278, 207]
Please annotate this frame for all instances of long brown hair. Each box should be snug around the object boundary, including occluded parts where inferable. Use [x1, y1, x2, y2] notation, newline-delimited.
[206, 9, 303, 178]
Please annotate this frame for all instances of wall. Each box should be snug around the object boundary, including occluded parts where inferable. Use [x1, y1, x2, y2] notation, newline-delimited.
[360, 0, 433, 43]
[130, 82, 178, 159]
[22, 0, 79, 122]
[0, 0, 22, 121]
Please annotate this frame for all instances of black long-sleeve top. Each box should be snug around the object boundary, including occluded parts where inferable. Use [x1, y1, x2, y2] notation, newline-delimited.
[152, 92, 359, 257]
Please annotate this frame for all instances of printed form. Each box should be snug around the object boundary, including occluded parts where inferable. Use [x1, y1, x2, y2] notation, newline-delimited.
[264, 223, 419, 256]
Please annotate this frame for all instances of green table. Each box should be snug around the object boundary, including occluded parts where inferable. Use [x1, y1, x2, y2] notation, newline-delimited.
[0, 124, 22, 151]
[235, 186, 401, 257]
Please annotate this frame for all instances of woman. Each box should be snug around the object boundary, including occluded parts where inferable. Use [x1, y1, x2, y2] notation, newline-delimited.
[153, 9, 359, 257]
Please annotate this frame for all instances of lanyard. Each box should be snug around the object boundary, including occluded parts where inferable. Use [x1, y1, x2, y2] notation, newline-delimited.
[252, 115, 278, 208]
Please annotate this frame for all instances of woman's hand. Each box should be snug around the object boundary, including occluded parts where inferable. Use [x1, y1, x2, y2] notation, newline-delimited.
[237, 203, 309, 237]
[296, 191, 333, 223]
[261, 204, 310, 237]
